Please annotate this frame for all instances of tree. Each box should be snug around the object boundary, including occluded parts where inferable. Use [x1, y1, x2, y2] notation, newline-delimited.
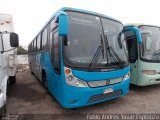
[17, 46, 28, 55]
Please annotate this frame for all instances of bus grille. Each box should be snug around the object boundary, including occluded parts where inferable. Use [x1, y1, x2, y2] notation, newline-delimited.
[87, 77, 123, 88]
[88, 90, 122, 104]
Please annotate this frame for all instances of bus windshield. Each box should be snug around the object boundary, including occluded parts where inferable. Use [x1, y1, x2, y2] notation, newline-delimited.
[140, 26, 160, 62]
[64, 11, 128, 70]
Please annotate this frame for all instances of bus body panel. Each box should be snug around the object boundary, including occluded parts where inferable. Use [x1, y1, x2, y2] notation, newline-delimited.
[0, 13, 18, 111]
[72, 67, 130, 81]
[130, 61, 138, 85]
[125, 24, 160, 86]
[29, 51, 130, 108]
[0, 54, 8, 108]
[61, 79, 129, 108]
[28, 8, 130, 108]
[136, 60, 160, 86]
[29, 52, 64, 102]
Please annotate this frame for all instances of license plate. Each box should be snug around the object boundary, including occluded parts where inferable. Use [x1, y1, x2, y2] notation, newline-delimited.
[103, 88, 114, 94]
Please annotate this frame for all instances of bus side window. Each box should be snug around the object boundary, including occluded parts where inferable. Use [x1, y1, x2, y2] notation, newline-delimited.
[53, 32, 60, 73]
[37, 34, 41, 51]
[125, 31, 138, 63]
[34, 39, 37, 52]
[0, 36, 2, 52]
[42, 28, 48, 50]
[31, 42, 34, 53]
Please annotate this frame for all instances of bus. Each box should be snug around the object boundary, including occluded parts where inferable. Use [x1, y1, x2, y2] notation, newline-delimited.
[0, 13, 19, 115]
[28, 7, 130, 108]
[124, 24, 160, 86]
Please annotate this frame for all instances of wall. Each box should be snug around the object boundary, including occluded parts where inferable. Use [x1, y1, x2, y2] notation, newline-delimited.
[17, 55, 28, 64]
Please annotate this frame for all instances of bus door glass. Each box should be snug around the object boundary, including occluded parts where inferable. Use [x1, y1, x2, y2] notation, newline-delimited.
[124, 30, 138, 84]
[49, 28, 61, 93]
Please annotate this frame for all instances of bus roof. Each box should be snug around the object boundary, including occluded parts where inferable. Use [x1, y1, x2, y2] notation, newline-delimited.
[124, 23, 160, 28]
[29, 7, 122, 45]
[59, 7, 121, 23]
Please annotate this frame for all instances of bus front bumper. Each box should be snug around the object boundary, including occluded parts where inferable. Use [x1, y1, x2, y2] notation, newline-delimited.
[137, 73, 160, 86]
[61, 79, 129, 108]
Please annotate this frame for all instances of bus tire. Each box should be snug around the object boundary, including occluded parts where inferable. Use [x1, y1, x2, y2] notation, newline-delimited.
[42, 71, 48, 89]
[30, 63, 34, 75]
[31, 70, 34, 75]
[7, 79, 10, 95]
[0, 105, 6, 118]
[9, 76, 16, 85]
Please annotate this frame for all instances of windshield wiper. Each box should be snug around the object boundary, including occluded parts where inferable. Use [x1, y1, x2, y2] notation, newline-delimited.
[108, 46, 124, 68]
[104, 35, 125, 68]
[89, 35, 104, 71]
[153, 49, 160, 55]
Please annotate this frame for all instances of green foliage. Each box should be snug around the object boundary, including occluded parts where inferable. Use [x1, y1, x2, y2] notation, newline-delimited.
[17, 46, 28, 55]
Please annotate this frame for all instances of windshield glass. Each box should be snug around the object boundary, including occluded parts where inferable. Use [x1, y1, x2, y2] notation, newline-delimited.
[101, 18, 128, 65]
[140, 26, 160, 62]
[64, 11, 128, 70]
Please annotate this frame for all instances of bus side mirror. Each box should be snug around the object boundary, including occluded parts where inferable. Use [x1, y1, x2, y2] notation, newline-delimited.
[59, 12, 68, 36]
[10, 33, 19, 47]
[124, 27, 142, 43]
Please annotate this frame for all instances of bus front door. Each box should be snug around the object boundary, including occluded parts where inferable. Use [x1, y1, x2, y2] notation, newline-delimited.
[48, 28, 61, 97]
[123, 27, 142, 85]
[126, 36, 138, 84]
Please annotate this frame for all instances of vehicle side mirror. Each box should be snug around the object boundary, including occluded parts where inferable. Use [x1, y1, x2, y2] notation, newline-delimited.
[59, 12, 68, 36]
[10, 33, 19, 47]
[123, 26, 142, 43]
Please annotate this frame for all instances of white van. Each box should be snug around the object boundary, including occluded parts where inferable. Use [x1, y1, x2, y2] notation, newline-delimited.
[0, 13, 19, 115]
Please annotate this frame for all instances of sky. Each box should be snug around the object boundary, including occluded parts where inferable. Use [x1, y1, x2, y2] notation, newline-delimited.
[0, 0, 160, 47]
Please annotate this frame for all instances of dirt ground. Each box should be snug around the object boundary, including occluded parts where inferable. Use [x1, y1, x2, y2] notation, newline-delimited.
[5, 69, 160, 120]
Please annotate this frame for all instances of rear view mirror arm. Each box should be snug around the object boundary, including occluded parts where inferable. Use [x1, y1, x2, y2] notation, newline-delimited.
[1, 47, 16, 54]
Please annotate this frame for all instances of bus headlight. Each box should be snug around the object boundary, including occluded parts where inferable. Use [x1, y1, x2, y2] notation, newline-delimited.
[142, 70, 157, 75]
[123, 72, 130, 81]
[65, 67, 88, 87]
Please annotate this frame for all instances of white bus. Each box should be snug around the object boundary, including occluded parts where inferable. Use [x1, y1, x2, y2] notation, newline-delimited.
[0, 13, 19, 116]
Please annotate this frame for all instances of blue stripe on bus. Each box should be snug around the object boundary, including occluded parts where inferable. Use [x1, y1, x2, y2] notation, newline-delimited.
[72, 67, 130, 81]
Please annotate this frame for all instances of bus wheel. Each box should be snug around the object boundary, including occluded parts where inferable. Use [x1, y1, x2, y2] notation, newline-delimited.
[42, 71, 48, 89]
[7, 79, 10, 95]
[30, 64, 34, 75]
[0, 105, 6, 118]
[9, 76, 16, 85]
[30, 70, 34, 75]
